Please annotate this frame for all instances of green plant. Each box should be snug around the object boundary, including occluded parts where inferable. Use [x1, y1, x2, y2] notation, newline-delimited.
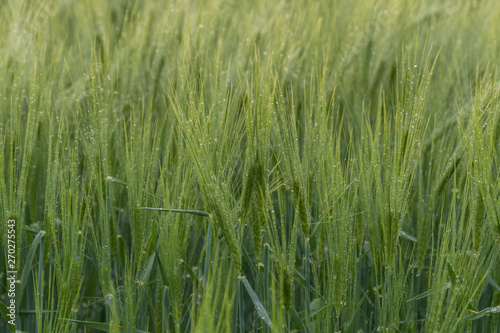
[1, 0, 500, 332]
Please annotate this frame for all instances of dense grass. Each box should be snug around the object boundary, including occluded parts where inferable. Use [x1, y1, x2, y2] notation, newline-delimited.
[1, 0, 500, 332]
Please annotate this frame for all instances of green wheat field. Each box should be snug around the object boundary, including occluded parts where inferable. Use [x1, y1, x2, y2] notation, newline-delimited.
[1, 0, 500, 332]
